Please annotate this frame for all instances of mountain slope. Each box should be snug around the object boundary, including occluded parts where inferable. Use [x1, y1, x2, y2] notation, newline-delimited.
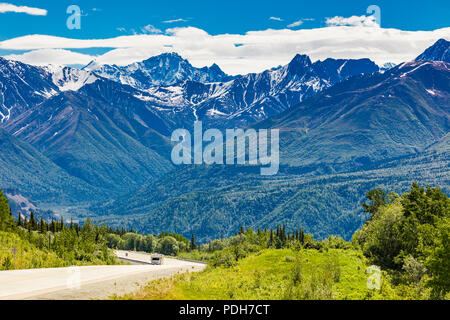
[0, 58, 57, 123]
[256, 61, 449, 170]
[190, 56, 379, 128]
[92, 147, 449, 242]
[416, 38, 450, 63]
[86, 53, 379, 129]
[4, 80, 174, 192]
[0, 129, 102, 203]
[0, 58, 100, 124]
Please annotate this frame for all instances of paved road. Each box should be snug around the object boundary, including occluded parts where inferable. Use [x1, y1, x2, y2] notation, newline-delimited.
[0, 251, 206, 300]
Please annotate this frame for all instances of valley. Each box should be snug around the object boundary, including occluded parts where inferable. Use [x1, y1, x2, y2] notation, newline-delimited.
[0, 39, 448, 243]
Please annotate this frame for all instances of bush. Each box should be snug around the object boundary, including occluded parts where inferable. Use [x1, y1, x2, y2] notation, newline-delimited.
[158, 237, 180, 256]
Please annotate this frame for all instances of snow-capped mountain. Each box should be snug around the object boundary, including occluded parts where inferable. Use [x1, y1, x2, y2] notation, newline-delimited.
[83, 52, 234, 89]
[416, 38, 450, 63]
[256, 60, 450, 168]
[1, 51, 380, 130]
[380, 62, 397, 72]
[0, 58, 98, 123]
[90, 53, 380, 128]
[154, 54, 380, 128]
[0, 57, 57, 122]
[45, 65, 99, 92]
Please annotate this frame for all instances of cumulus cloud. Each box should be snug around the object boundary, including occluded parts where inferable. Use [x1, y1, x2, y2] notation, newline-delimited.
[1, 26, 449, 75]
[141, 25, 162, 34]
[287, 20, 303, 28]
[326, 15, 378, 27]
[0, 2, 47, 16]
[269, 17, 283, 21]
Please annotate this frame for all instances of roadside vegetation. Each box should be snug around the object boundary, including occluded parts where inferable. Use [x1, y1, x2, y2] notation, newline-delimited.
[0, 189, 117, 269]
[118, 183, 450, 300]
[1, 183, 448, 300]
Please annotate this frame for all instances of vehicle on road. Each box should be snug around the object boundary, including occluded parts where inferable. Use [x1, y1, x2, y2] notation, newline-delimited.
[151, 254, 164, 265]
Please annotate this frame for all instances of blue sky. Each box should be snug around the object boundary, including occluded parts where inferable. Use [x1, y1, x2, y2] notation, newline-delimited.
[0, 0, 449, 74]
[0, 0, 449, 39]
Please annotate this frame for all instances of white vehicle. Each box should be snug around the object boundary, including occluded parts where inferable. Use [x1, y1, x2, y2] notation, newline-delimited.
[151, 254, 164, 265]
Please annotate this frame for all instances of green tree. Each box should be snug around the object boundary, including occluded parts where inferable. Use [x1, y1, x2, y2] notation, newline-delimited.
[0, 189, 12, 231]
[426, 218, 450, 298]
[191, 233, 197, 251]
[362, 188, 388, 218]
[158, 237, 179, 256]
[29, 212, 37, 231]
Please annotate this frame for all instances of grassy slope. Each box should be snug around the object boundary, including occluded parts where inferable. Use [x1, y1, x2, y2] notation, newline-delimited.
[119, 249, 389, 300]
[0, 231, 68, 270]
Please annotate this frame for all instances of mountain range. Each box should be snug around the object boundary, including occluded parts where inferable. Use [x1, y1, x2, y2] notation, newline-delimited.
[92, 41, 449, 240]
[0, 39, 448, 241]
[0, 49, 382, 198]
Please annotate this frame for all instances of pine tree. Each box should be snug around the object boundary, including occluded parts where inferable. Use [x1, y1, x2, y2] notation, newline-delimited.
[270, 228, 274, 247]
[29, 212, 37, 231]
[191, 233, 197, 251]
[50, 218, 56, 233]
[299, 228, 305, 245]
[18, 212, 22, 227]
[40, 216, 45, 233]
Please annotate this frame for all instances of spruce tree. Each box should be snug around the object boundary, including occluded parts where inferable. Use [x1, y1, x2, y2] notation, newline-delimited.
[40, 216, 45, 233]
[191, 233, 197, 251]
[30, 212, 37, 231]
[18, 212, 22, 227]
[50, 218, 56, 233]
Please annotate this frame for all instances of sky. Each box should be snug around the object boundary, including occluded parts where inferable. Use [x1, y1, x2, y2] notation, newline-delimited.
[0, 0, 449, 74]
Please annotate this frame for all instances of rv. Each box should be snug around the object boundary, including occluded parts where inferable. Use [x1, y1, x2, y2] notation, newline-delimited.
[151, 254, 164, 265]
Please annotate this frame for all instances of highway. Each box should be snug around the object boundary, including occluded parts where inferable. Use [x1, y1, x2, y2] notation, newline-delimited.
[0, 251, 206, 300]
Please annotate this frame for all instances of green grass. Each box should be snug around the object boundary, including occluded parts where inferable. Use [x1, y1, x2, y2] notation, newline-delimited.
[0, 231, 68, 270]
[119, 248, 386, 300]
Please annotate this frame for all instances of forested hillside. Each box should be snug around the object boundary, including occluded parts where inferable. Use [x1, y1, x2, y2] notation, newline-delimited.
[118, 183, 450, 300]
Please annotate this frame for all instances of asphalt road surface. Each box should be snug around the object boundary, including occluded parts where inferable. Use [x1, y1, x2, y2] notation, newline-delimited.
[0, 251, 206, 300]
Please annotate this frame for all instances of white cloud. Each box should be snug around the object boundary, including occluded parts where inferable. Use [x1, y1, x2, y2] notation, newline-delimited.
[1, 26, 449, 75]
[287, 20, 303, 28]
[326, 15, 378, 27]
[269, 17, 283, 21]
[4, 49, 93, 66]
[141, 25, 162, 34]
[0, 2, 47, 16]
[163, 18, 187, 24]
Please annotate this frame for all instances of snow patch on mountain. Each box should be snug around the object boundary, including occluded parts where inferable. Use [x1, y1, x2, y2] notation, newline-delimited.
[46, 65, 98, 92]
